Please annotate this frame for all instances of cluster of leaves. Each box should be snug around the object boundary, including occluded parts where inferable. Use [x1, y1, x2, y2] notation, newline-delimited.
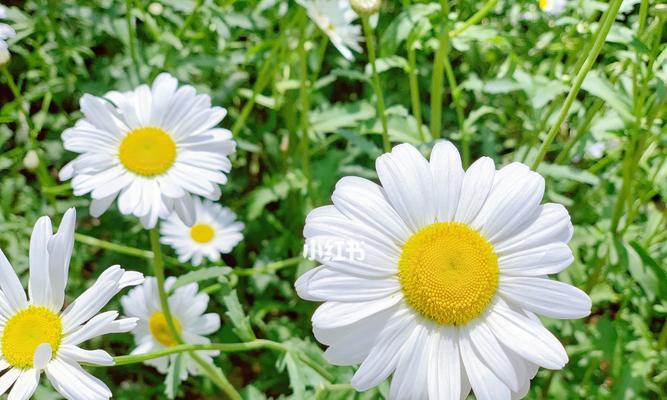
[0, 0, 665, 399]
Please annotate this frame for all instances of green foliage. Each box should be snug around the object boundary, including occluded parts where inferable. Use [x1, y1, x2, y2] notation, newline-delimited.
[0, 0, 665, 399]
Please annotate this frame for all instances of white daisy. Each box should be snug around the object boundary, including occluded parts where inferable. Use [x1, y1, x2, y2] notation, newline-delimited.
[160, 197, 244, 267]
[0, 5, 16, 52]
[297, 0, 363, 61]
[59, 72, 237, 229]
[0, 208, 143, 400]
[121, 277, 221, 378]
[296, 142, 592, 399]
[539, 0, 566, 15]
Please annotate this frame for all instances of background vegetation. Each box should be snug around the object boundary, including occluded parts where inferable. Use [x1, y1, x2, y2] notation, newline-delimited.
[0, 0, 665, 398]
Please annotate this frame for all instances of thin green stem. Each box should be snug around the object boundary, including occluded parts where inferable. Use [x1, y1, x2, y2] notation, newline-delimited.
[162, 0, 205, 70]
[124, 0, 141, 84]
[407, 40, 425, 142]
[443, 52, 468, 165]
[530, 0, 623, 170]
[430, 0, 450, 139]
[449, 0, 498, 38]
[76, 233, 154, 259]
[150, 227, 241, 400]
[298, 19, 312, 204]
[232, 256, 302, 276]
[361, 16, 390, 152]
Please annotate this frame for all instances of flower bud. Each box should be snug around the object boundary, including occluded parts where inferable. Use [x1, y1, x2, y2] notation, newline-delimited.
[23, 150, 39, 171]
[148, 2, 164, 15]
[350, 0, 381, 17]
[0, 48, 10, 66]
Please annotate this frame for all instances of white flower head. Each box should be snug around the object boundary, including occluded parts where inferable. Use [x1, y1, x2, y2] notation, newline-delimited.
[121, 277, 221, 378]
[0, 5, 16, 53]
[296, 142, 592, 399]
[349, 0, 381, 16]
[297, 0, 363, 61]
[539, 0, 566, 15]
[59, 72, 236, 229]
[0, 208, 144, 400]
[160, 197, 244, 266]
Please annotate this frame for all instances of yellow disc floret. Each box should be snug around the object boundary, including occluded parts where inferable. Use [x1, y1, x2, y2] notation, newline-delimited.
[149, 312, 182, 347]
[118, 127, 177, 176]
[539, 0, 549, 10]
[2, 306, 63, 369]
[190, 223, 215, 244]
[398, 222, 499, 326]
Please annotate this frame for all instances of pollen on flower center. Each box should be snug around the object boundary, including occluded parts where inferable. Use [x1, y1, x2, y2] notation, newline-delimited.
[190, 223, 215, 244]
[2, 306, 63, 369]
[118, 126, 177, 176]
[149, 312, 182, 347]
[398, 222, 499, 326]
[539, 0, 549, 9]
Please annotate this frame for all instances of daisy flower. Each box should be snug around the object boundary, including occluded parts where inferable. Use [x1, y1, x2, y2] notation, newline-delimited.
[121, 277, 221, 378]
[0, 5, 15, 52]
[539, 0, 566, 15]
[297, 0, 363, 61]
[160, 197, 244, 266]
[0, 208, 143, 400]
[296, 142, 591, 399]
[59, 72, 236, 229]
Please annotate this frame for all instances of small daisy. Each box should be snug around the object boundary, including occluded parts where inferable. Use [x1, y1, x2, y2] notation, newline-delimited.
[296, 142, 591, 399]
[539, 0, 566, 15]
[0, 5, 16, 52]
[160, 197, 244, 266]
[59, 73, 236, 229]
[0, 208, 143, 400]
[297, 0, 363, 61]
[121, 277, 221, 378]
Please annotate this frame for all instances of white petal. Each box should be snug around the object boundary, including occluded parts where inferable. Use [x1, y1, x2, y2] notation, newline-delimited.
[375, 143, 436, 231]
[46, 359, 112, 400]
[499, 242, 573, 276]
[29, 216, 53, 308]
[499, 276, 591, 319]
[173, 193, 196, 226]
[494, 203, 572, 255]
[33, 343, 52, 370]
[312, 295, 402, 330]
[48, 208, 76, 311]
[460, 330, 511, 400]
[427, 327, 461, 400]
[7, 369, 39, 400]
[454, 157, 495, 224]
[430, 140, 464, 222]
[389, 322, 429, 399]
[0, 368, 21, 396]
[295, 266, 400, 302]
[464, 321, 520, 391]
[485, 300, 567, 369]
[59, 345, 114, 366]
[0, 249, 27, 312]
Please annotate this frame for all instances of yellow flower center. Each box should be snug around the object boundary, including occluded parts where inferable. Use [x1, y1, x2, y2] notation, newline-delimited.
[190, 223, 215, 244]
[118, 127, 177, 176]
[398, 222, 499, 326]
[539, 0, 549, 10]
[149, 312, 182, 347]
[2, 306, 62, 369]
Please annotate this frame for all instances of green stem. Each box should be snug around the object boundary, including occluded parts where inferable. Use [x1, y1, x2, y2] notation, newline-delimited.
[361, 16, 390, 152]
[443, 52, 468, 165]
[150, 228, 241, 400]
[232, 256, 302, 276]
[449, 0, 498, 38]
[124, 0, 141, 83]
[298, 19, 312, 204]
[162, 0, 205, 70]
[429, 0, 450, 139]
[530, 0, 623, 170]
[407, 40, 425, 142]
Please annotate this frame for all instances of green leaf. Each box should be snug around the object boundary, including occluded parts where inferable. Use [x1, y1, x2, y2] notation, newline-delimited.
[379, 3, 440, 55]
[582, 71, 634, 122]
[537, 163, 601, 185]
[222, 289, 256, 341]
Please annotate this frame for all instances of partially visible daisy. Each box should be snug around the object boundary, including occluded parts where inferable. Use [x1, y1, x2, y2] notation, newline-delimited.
[160, 197, 244, 266]
[297, 0, 363, 61]
[0, 5, 16, 56]
[539, 0, 566, 15]
[121, 277, 220, 378]
[60, 73, 236, 229]
[296, 142, 591, 399]
[0, 208, 143, 400]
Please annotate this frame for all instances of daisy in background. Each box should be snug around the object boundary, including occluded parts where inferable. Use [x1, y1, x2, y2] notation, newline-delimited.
[297, 0, 363, 61]
[539, 0, 566, 15]
[121, 277, 221, 379]
[296, 142, 591, 399]
[160, 197, 244, 266]
[0, 208, 143, 400]
[0, 4, 15, 62]
[60, 72, 236, 229]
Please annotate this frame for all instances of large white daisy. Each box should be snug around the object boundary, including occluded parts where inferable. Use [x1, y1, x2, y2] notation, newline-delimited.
[296, 142, 591, 399]
[0, 5, 15, 52]
[0, 208, 143, 400]
[297, 0, 363, 61]
[59, 73, 236, 229]
[121, 277, 220, 378]
[160, 197, 244, 266]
